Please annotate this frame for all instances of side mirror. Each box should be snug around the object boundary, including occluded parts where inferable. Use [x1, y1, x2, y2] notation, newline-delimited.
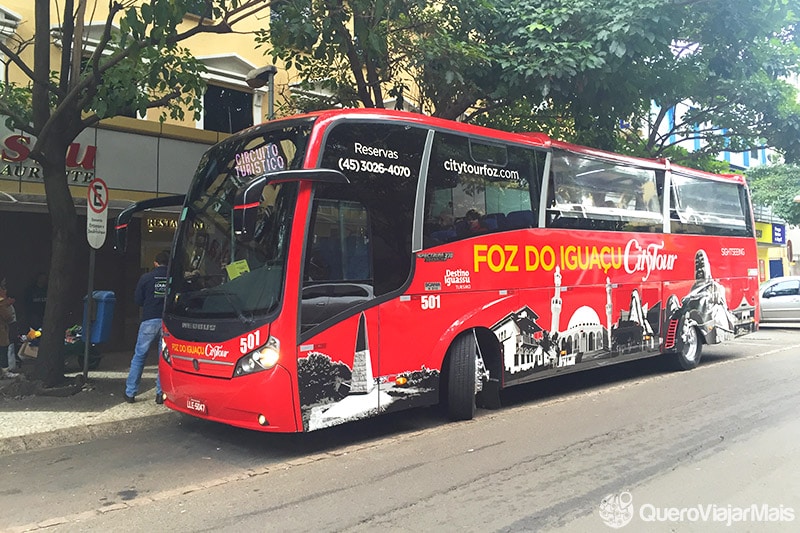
[233, 169, 349, 240]
[232, 176, 269, 241]
[114, 194, 186, 253]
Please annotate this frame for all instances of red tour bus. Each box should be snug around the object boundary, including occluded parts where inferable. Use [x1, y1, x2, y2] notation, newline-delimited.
[115, 109, 759, 432]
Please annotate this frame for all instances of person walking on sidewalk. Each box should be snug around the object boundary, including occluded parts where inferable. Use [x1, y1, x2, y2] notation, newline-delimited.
[0, 279, 18, 379]
[124, 251, 169, 404]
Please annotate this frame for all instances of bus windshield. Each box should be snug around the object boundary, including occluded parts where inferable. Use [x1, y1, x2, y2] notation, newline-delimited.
[165, 121, 312, 321]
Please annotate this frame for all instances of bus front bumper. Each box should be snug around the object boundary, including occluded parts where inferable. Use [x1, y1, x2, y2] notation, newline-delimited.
[160, 363, 300, 432]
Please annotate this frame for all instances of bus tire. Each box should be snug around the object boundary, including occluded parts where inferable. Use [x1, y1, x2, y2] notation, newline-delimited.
[446, 334, 477, 421]
[674, 322, 702, 370]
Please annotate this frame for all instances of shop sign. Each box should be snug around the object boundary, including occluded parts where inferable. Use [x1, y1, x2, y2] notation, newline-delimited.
[772, 224, 786, 245]
[1, 133, 96, 183]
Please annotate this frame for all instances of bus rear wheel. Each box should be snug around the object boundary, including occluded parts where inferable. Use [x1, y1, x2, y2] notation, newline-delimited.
[445, 334, 477, 421]
[674, 321, 702, 370]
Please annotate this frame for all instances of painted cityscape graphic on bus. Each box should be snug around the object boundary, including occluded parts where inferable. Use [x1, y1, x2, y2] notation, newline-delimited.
[298, 313, 439, 432]
[297, 249, 745, 431]
[494, 249, 743, 382]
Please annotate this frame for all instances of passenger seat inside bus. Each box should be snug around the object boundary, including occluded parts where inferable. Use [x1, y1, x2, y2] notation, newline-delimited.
[505, 210, 535, 229]
[482, 212, 507, 231]
[315, 236, 343, 279]
[344, 234, 371, 280]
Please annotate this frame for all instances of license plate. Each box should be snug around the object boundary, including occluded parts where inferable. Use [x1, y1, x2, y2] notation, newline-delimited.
[187, 398, 207, 414]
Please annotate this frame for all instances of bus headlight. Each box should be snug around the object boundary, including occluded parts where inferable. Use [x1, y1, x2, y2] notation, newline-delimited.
[234, 336, 280, 376]
[160, 337, 171, 365]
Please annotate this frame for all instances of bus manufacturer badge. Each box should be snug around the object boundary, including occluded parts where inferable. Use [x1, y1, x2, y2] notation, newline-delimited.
[424, 282, 442, 291]
[417, 252, 453, 262]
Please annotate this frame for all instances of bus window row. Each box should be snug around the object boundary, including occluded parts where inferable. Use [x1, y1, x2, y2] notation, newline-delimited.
[423, 144, 753, 245]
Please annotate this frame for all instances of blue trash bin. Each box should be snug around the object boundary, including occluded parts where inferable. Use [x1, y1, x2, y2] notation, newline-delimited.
[83, 290, 116, 344]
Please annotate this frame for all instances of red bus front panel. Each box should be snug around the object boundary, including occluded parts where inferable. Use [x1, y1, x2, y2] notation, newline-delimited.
[160, 359, 299, 432]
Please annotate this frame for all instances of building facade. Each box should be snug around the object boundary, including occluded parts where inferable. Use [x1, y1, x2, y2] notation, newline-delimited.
[0, 1, 279, 349]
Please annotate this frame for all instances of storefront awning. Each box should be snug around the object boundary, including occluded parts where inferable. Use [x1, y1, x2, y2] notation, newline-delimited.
[0, 192, 182, 215]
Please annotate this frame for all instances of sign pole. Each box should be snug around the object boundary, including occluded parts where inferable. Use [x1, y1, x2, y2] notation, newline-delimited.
[85, 177, 109, 380]
[84, 249, 95, 380]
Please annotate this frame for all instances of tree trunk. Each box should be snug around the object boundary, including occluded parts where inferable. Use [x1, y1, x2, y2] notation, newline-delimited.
[34, 146, 79, 387]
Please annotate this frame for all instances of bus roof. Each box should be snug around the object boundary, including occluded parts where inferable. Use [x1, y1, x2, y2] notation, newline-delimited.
[550, 139, 668, 171]
[248, 108, 746, 185]
[255, 108, 552, 148]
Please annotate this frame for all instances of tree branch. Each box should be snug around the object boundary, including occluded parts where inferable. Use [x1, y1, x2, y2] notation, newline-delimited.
[78, 88, 182, 130]
[39, 0, 274, 147]
[0, 101, 37, 136]
[226, 0, 273, 27]
[59, 0, 76, 98]
[172, 1, 271, 42]
[0, 41, 38, 86]
[32, 0, 52, 132]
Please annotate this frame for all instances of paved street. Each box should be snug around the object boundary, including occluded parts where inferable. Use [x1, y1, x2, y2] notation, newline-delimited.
[1, 326, 798, 532]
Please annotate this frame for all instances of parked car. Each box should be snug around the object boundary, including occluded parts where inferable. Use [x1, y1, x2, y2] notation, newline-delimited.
[759, 276, 800, 322]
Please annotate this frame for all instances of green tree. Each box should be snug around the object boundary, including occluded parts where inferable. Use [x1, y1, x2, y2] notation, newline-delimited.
[475, 0, 674, 151]
[264, 0, 432, 113]
[628, 0, 800, 163]
[265, 0, 800, 166]
[264, 0, 667, 123]
[747, 164, 800, 225]
[476, 0, 800, 163]
[0, 0, 271, 387]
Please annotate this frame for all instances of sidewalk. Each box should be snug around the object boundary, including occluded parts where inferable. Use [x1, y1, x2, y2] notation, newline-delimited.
[0, 351, 173, 455]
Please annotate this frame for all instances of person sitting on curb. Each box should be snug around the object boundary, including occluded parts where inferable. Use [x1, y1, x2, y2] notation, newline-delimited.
[124, 251, 168, 404]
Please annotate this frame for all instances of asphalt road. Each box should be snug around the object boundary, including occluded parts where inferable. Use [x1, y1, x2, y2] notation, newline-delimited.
[2, 326, 799, 532]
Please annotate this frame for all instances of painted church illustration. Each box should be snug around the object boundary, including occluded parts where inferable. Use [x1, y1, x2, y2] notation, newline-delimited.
[492, 267, 660, 378]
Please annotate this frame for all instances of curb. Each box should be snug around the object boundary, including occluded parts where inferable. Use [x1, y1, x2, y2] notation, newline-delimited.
[0, 411, 175, 455]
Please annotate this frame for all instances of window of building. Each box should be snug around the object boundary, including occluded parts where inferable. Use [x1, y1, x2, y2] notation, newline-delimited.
[0, 7, 22, 83]
[202, 85, 254, 133]
[196, 55, 262, 133]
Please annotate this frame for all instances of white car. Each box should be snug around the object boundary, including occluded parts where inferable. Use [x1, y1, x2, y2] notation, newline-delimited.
[759, 276, 800, 322]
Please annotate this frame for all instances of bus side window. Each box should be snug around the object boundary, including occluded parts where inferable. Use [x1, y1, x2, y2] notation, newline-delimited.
[422, 133, 545, 246]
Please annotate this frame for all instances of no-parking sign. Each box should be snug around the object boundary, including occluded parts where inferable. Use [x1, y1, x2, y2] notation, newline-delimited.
[87, 177, 109, 249]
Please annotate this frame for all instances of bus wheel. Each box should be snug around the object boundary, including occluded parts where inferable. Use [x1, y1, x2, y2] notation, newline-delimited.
[674, 321, 702, 370]
[446, 334, 477, 421]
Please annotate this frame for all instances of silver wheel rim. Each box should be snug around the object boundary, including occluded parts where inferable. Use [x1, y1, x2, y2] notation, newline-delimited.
[681, 324, 697, 362]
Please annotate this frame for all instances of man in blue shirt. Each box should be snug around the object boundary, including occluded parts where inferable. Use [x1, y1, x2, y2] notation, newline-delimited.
[124, 250, 169, 404]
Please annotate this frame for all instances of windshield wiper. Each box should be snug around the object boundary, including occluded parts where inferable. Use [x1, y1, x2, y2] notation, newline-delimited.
[217, 290, 255, 325]
[178, 288, 254, 325]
